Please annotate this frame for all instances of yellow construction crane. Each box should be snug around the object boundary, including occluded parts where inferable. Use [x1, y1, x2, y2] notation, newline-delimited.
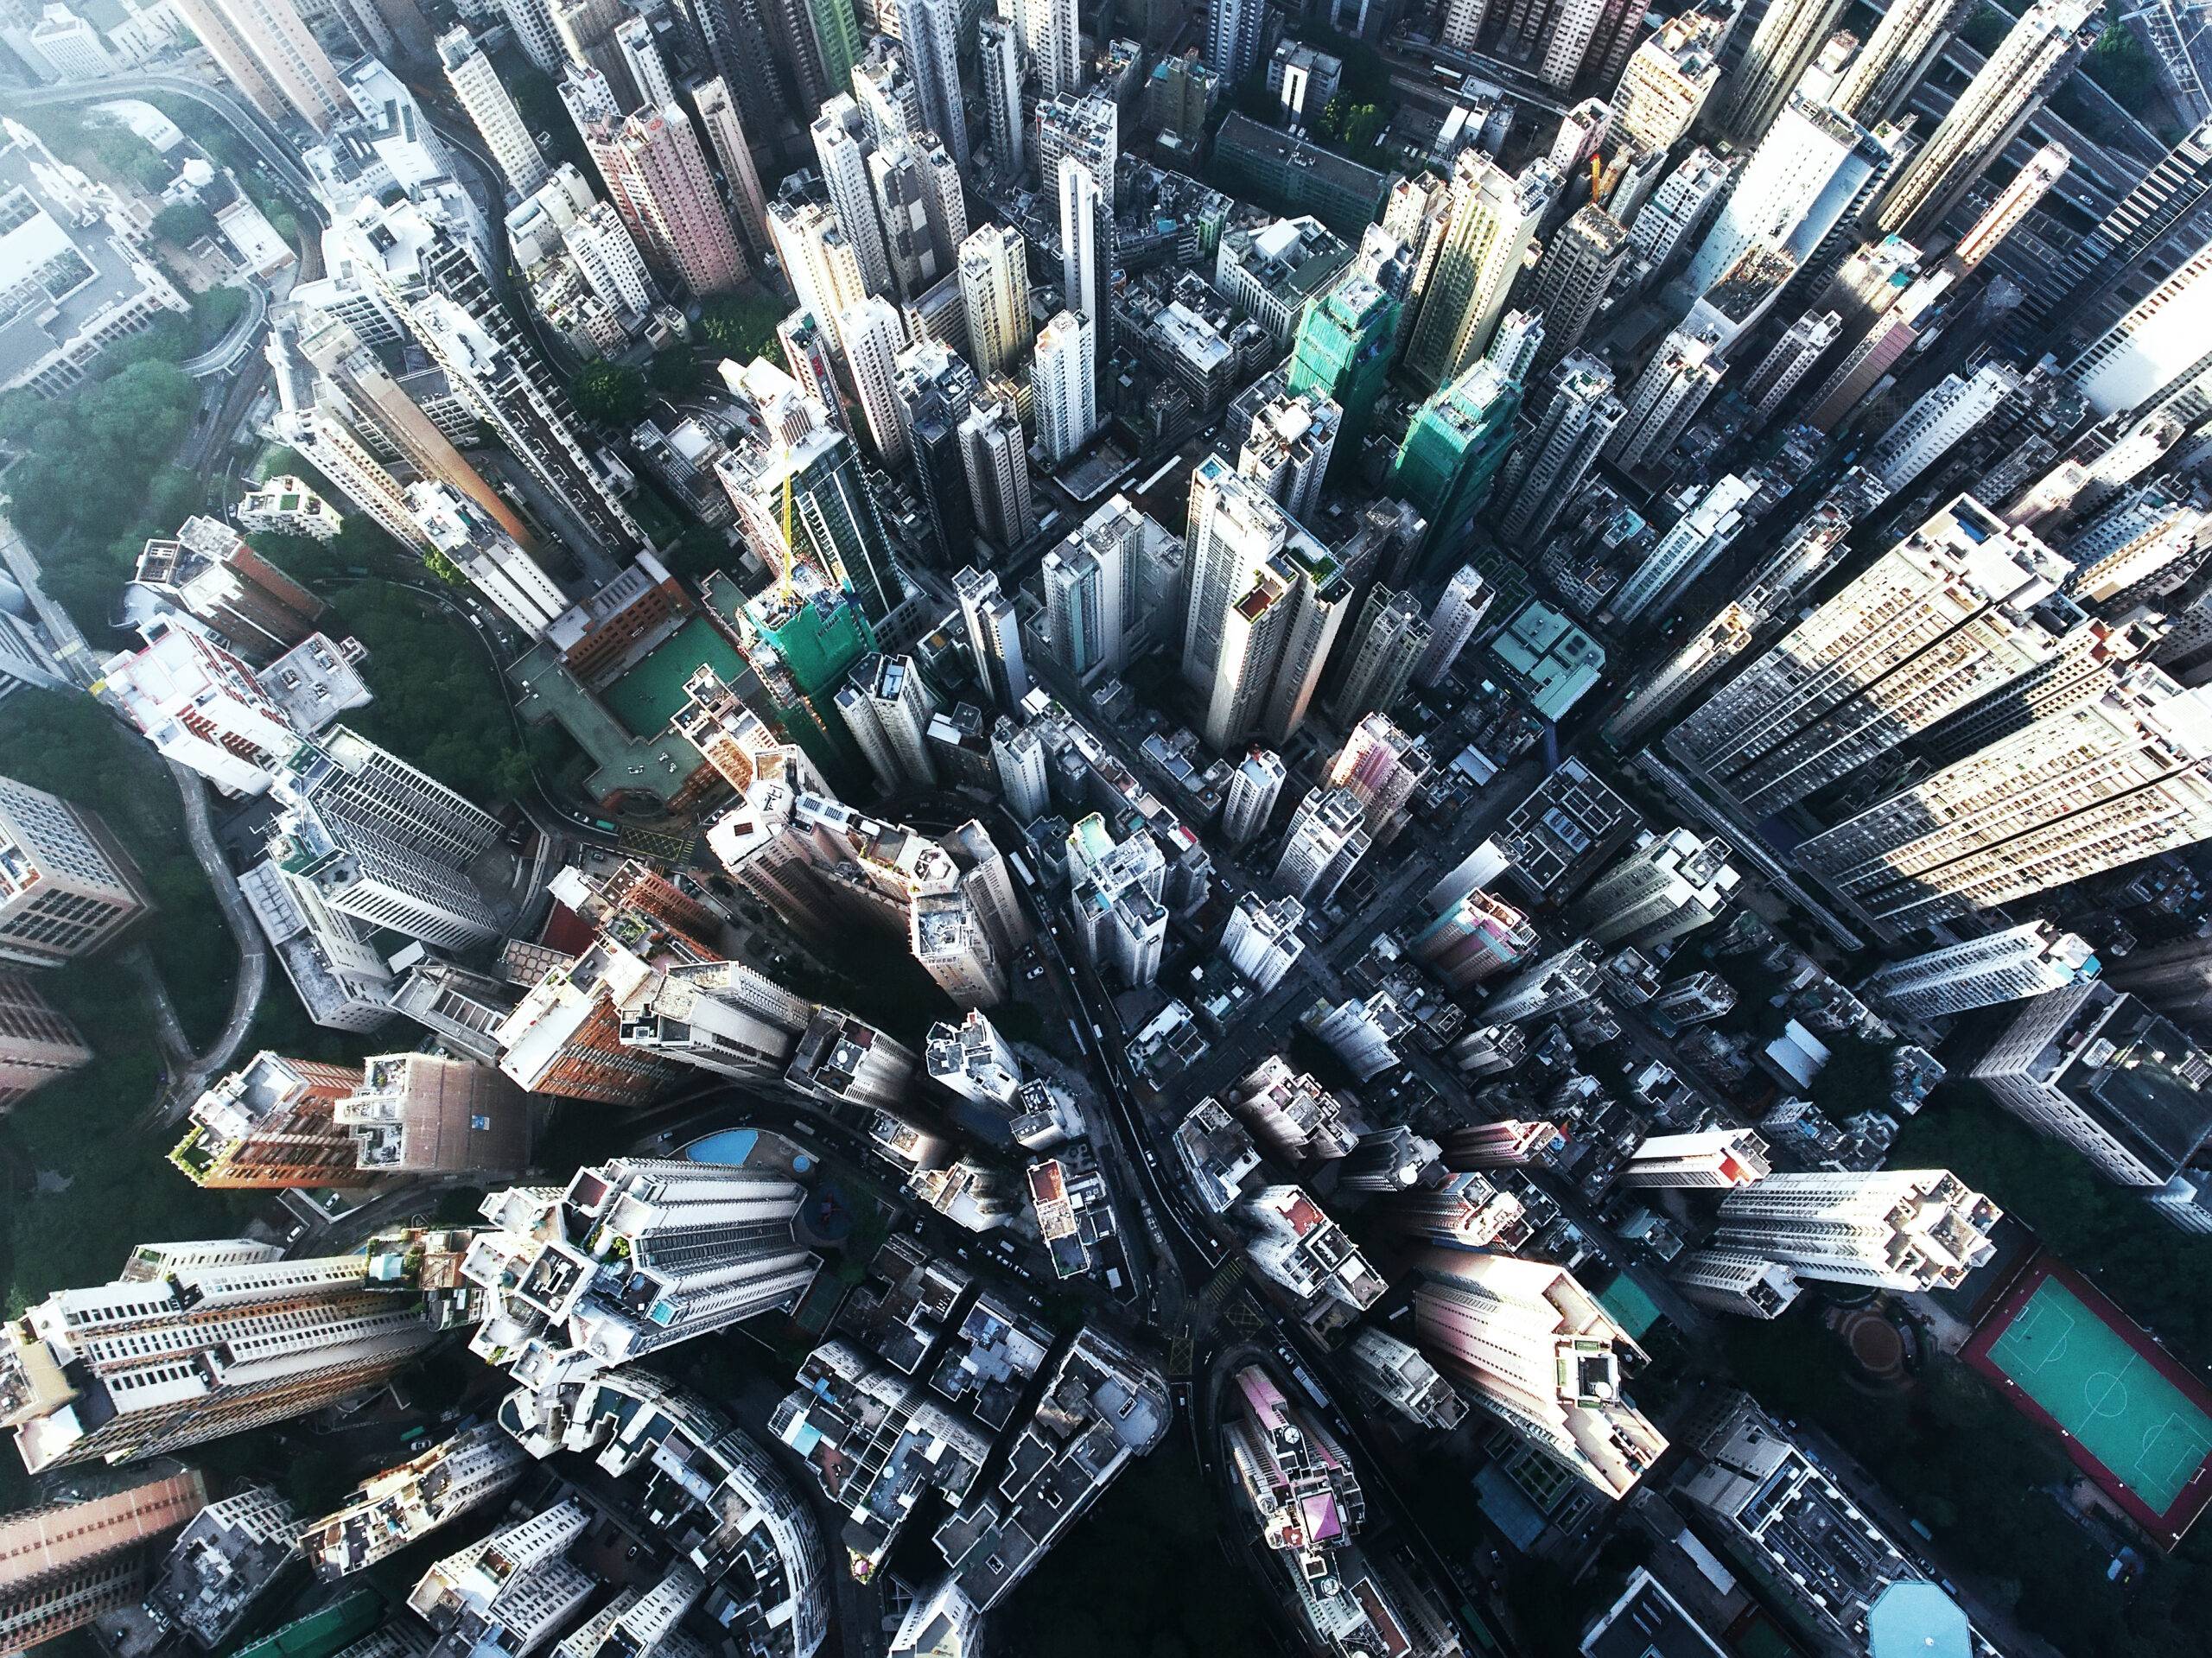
[779, 467, 795, 606]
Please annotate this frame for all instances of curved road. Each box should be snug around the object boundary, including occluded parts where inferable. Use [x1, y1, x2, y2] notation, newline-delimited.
[181, 278, 270, 378]
[0, 71, 322, 201]
[149, 759, 269, 1124]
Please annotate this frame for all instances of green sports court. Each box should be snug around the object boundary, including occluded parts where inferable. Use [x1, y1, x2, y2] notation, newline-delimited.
[1967, 1263, 2212, 1545]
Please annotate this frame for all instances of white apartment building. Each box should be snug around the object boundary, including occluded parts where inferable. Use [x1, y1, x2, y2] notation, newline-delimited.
[1273, 787, 1371, 906]
[1793, 665, 2212, 931]
[1574, 828, 1739, 952]
[1973, 981, 2212, 1187]
[0, 776, 149, 968]
[1222, 892, 1306, 991]
[1619, 1128, 1772, 1189]
[1712, 1170, 2003, 1290]
[1860, 922, 2101, 1020]
[1669, 496, 2080, 816]
[1033, 308, 1096, 464]
[1408, 1250, 1667, 1500]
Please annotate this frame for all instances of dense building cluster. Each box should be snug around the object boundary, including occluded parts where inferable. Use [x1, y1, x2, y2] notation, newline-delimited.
[16, 0, 2212, 1652]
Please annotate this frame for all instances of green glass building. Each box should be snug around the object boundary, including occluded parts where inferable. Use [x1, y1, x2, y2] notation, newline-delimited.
[810, 0, 862, 98]
[1287, 276, 1401, 468]
[1389, 360, 1522, 575]
[741, 579, 878, 782]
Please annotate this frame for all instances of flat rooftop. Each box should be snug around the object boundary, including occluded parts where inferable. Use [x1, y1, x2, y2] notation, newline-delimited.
[596, 615, 749, 740]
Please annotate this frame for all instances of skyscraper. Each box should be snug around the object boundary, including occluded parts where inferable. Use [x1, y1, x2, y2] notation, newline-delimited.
[1608, 14, 1726, 154]
[1606, 473, 1758, 625]
[1796, 243, 1955, 435]
[901, 0, 969, 168]
[842, 652, 938, 793]
[1408, 1251, 1667, 1500]
[0, 777, 149, 968]
[994, 716, 1051, 822]
[1710, 1171, 2002, 1290]
[1325, 714, 1432, 843]
[1182, 456, 1353, 751]
[263, 726, 502, 950]
[1873, 0, 2101, 238]
[1720, 0, 1848, 143]
[840, 293, 912, 467]
[957, 397, 1034, 549]
[1222, 893, 1306, 990]
[2020, 117, 2212, 340]
[1668, 497, 2082, 816]
[0, 1236, 461, 1471]
[1974, 981, 2212, 1187]
[1221, 747, 1287, 846]
[551, 0, 639, 107]
[0, 975, 89, 1108]
[1673, 1251, 1805, 1318]
[1742, 308, 1841, 417]
[812, 98, 894, 298]
[173, 1051, 367, 1189]
[691, 76, 772, 259]
[1236, 384, 1338, 523]
[467, 1161, 818, 1384]
[613, 15, 675, 109]
[958, 223, 1032, 379]
[1207, 0, 1266, 86]
[1497, 353, 1624, 542]
[1526, 205, 1629, 376]
[1484, 940, 1602, 1022]
[1688, 95, 1879, 297]
[957, 565, 1030, 708]
[1327, 588, 1428, 724]
[1064, 815, 1169, 986]
[0, 1471, 206, 1650]
[1033, 309, 1096, 464]
[441, 29, 549, 199]
[1486, 304, 1545, 383]
[1794, 664, 2212, 931]
[1285, 276, 1399, 464]
[2067, 237, 2212, 417]
[1273, 787, 1371, 905]
[500, 0, 563, 73]
[1402, 152, 1555, 390]
[1413, 564, 1494, 689]
[721, 417, 901, 622]
[1619, 1128, 1772, 1188]
[588, 105, 747, 297]
[408, 296, 643, 549]
[1628, 145, 1734, 267]
[981, 13, 1024, 171]
[1389, 360, 1521, 562]
[1344, 1328, 1466, 1432]
[168, 0, 348, 131]
[1058, 156, 1108, 373]
[1834, 0, 1976, 122]
[1604, 327, 1725, 472]
[1019, 0, 1081, 96]
[1860, 921, 2101, 1019]
[298, 1424, 525, 1577]
[1573, 829, 1739, 950]
[1866, 362, 2027, 492]
[1956, 141, 2070, 268]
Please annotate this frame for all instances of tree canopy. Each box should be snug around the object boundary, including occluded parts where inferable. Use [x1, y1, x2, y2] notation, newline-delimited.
[0, 361, 202, 621]
[152, 200, 220, 247]
[569, 359, 650, 428]
[696, 292, 786, 362]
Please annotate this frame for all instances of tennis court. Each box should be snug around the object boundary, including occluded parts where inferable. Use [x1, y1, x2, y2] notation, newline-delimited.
[1982, 1277, 2212, 1514]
